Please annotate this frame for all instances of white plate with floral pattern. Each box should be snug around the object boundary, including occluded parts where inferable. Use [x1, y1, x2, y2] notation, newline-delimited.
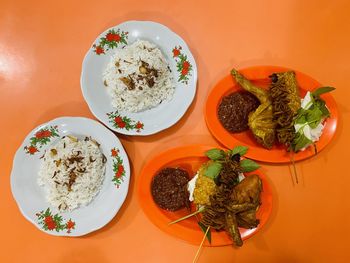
[10, 117, 130, 236]
[81, 20, 197, 135]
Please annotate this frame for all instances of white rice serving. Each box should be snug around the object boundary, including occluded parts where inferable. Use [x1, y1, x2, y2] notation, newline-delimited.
[38, 136, 106, 212]
[103, 39, 175, 112]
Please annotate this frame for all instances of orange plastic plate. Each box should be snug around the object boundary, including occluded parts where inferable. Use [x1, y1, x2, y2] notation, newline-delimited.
[137, 145, 273, 246]
[205, 66, 338, 163]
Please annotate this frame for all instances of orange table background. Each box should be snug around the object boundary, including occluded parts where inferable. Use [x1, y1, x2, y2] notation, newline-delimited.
[1, 0, 349, 262]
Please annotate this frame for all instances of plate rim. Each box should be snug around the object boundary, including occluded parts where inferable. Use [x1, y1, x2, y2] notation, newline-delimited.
[80, 20, 198, 136]
[10, 116, 130, 236]
[137, 144, 273, 246]
[204, 65, 339, 163]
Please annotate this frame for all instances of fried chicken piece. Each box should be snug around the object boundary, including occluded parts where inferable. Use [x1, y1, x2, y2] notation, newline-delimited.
[199, 166, 263, 247]
[237, 209, 260, 229]
[230, 174, 262, 204]
[225, 211, 243, 247]
[226, 202, 257, 213]
[230, 175, 262, 230]
[231, 69, 276, 148]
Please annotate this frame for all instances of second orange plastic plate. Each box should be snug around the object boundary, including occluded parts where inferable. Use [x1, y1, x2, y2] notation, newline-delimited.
[137, 145, 272, 246]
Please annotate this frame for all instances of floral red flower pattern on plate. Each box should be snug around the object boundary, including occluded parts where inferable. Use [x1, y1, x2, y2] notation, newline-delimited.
[92, 28, 128, 55]
[110, 148, 126, 187]
[107, 111, 144, 132]
[24, 126, 59, 155]
[36, 208, 75, 233]
[172, 45, 192, 84]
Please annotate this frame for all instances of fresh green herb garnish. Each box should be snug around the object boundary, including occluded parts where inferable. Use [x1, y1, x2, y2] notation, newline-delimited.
[314, 99, 330, 117]
[312, 86, 335, 97]
[240, 159, 260, 172]
[204, 162, 222, 179]
[205, 148, 226, 160]
[230, 145, 248, 157]
[292, 87, 335, 152]
[293, 132, 313, 152]
[295, 105, 323, 127]
[203, 146, 260, 178]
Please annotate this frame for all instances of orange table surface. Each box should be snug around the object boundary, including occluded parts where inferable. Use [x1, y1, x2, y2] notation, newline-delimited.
[1, 0, 349, 262]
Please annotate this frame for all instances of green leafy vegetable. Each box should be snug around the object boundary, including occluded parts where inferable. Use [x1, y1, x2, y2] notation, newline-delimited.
[240, 159, 260, 172]
[309, 118, 322, 129]
[306, 106, 323, 127]
[230, 145, 248, 156]
[198, 222, 211, 244]
[295, 109, 308, 124]
[204, 162, 222, 179]
[292, 88, 334, 152]
[295, 105, 323, 127]
[314, 99, 330, 117]
[205, 148, 225, 160]
[292, 132, 312, 152]
[312, 86, 335, 97]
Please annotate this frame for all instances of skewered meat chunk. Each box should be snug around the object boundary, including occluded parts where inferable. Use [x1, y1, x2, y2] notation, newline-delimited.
[199, 156, 262, 247]
[270, 71, 301, 147]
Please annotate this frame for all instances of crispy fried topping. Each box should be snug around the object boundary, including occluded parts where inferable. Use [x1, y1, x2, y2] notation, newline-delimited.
[120, 76, 135, 90]
[50, 149, 57, 156]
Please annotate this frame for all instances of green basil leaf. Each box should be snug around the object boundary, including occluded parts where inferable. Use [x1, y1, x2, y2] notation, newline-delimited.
[312, 86, 335, 97]
[294, 108, 308, 124]
[295, 114, 307, 124]
[198, 222, 211, 244]
[314, 99, 330, 118]
[305, 106, 323, 124]
[293, 132, 312, 152]
[204, 162, 222, 179]
[240, 159, 260, 172]
[230, 145, 248, 156]
[205, 148, 226, 160]
[309, 119, 322, 129]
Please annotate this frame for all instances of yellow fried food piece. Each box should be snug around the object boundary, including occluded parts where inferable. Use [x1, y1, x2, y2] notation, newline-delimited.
[231, 69, 276, 149]
[193, 164, 217, 206]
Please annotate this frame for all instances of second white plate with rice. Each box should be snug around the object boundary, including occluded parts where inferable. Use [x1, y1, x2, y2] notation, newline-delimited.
[81, 20, 197, 135]
[10, 117, 130, 236]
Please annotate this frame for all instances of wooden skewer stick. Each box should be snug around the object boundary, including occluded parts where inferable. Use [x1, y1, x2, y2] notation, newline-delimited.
[168, 206, 205, 225]
[291, 152, 298, 184]
[192, 226, 210, 263]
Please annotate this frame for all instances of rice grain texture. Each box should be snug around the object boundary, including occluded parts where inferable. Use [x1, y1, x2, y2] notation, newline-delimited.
[103, 40, 175, 112]
[38, 136, 106, 212]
